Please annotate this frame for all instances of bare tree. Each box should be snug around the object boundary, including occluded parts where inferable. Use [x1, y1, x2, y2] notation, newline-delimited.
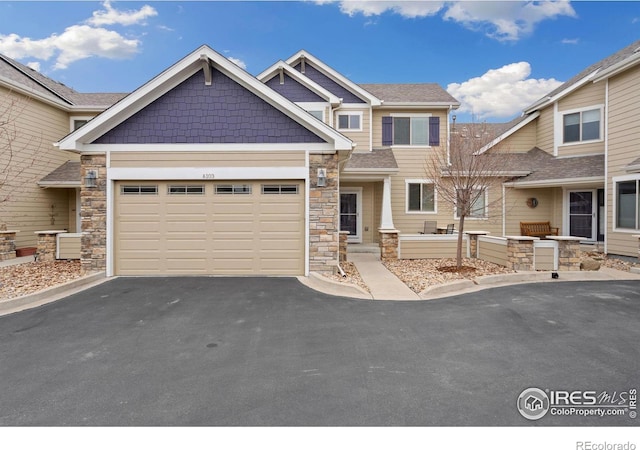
[0, 90, 45, 206]
[424, 122, 514, 269]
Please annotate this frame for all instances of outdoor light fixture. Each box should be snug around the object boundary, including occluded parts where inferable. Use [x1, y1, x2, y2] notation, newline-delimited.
[85, 170, 97, 188]
[317, 168, 327, 187]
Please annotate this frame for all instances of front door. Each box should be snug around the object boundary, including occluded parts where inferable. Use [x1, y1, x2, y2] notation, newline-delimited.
[568, 190, 596, 241]
[340, 188, 361, 243]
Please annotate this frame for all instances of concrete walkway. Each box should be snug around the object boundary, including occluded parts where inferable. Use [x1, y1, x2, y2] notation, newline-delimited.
[349, 253, 421, 300]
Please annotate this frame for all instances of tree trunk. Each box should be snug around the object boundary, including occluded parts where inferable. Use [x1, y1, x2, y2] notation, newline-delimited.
[456, 214, 466, 269]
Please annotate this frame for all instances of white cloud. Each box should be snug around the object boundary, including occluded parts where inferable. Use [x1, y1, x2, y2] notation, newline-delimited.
[335, 1, 445, 18]
[227, 57, 247, 70]
[26, 61, 41, 71]
[447, 62, 563, 119]
[0, 25, 141, 70]
[0, 1, 154, 70]
[87, 1, 158, 26]
[561, 38, 579, 44]
[320, 1, 576, 41]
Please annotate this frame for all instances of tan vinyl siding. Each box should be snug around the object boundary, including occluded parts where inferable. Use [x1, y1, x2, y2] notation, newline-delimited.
[504, 188, 559, 236]
[109, 151, 306, 168]
[373, 181, 382, 243]
[498, 121, 537, 153]
[337, 108, 370, 153]
[557, 141, 604, 157]
[558, 81, 605, 111]
[534, 245, 555, 271]
[68, 190, 78, 233]
[399, 236, 461, 259]
[605, 65, 640, 256]
[58, 233, 81, 259]
[536, 107, 554, 154]
[0, 87, 76, 248]
[477, 239, 508, 266]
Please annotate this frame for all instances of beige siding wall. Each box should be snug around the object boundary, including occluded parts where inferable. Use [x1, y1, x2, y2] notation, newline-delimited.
[498, 121, 537, 153]
[536, 107, 555, 154]
[0, 87, 76, 248]
[336, 108, 370, 152]
[605, 65, 640, 256]
[504, 187, 561, 235]
[477, 238, 508, 266]
[68, 189, 78, 233]
[399, 236, 461, 259]
[534, 245, 555, 271]
[58, 234, 81, 259]
[109, 151, 306, 168]
[373, 181, 382, 243]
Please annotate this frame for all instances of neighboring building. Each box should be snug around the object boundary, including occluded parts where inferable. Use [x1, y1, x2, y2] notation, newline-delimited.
[484, 39, 640, 257]
[0, 55, 125, 248]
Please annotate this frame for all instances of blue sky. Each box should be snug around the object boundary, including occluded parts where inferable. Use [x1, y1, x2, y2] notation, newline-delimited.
[1, 1, 639, 122]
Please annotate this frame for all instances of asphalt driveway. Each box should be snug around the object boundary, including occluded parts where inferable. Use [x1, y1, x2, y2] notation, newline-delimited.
[0, 277, 638, 426]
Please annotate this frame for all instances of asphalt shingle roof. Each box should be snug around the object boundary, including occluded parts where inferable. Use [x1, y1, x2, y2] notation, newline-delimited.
[38, 161, 81, 185]
[344, 148, 398, 170]
[359, 83, 459, 104]
[0, 54, 127, 108]
[507, 148, 604, 184]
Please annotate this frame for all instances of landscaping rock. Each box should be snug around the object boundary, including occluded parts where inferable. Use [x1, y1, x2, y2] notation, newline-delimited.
[580, 258, 601, 271]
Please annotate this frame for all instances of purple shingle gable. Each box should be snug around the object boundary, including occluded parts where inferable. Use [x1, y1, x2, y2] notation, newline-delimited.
[264, 73, 325, 102]
[293, 63, 365, 104]
[93, 69, 326, 144]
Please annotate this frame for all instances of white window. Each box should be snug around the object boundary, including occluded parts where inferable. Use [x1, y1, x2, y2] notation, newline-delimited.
[392, 115, 429, 146]
[337, 112, 362, 131]
[69, 115, 94, 132]
[562, 107, 602, 144]
[405, 180, 436, 213]
[308, 110, 324, 121]
[456, 188, 488, 219]
[615, 178, 640, 229]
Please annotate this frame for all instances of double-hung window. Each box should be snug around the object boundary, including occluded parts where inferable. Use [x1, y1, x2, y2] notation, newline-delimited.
[406, 180, 435, 213]
[456, 188, 488, 219]
[615, 177, 640, 229]
[393, 117, 428, 146]
[337, 112, 362, 131]
[382, 115, 439, 147]
[563, 107, 601, 143]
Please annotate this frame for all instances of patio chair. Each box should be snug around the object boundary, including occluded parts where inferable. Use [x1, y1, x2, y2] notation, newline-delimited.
[419, 220, 437, 234]
[445, 223, 455, 234]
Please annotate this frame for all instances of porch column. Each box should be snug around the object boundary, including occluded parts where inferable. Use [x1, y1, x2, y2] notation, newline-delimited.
[547, 236, 582, 271]
[379, 176, 395, 230]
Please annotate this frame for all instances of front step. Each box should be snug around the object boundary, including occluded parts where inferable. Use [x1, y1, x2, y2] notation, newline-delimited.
[347, 243, 379, 254]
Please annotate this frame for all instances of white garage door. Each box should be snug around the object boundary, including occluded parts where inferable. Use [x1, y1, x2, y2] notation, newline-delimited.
[114, 180, 305, 275]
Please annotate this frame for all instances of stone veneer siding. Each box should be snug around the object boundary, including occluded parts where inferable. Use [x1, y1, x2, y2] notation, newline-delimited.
[506, 237, 535, 271]
[35, 232, 59, 262]
[80, 154, 107, 274]
[309, 153, 339, 275]
[379, 231, 399, 260]
[0, 231, 17, 261]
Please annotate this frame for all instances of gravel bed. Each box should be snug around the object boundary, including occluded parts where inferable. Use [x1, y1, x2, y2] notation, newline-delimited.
[583, 251, 640, 272]
[325, 261, 370, 293]
[383, 258, 515, 293]
[0, 260, 82, 300]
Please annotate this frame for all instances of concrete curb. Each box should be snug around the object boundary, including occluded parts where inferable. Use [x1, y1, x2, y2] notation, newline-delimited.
[297, 273, 372, 300]
[0, 272, 108, 316]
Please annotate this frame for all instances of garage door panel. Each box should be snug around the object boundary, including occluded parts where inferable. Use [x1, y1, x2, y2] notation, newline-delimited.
[115, 180, 304, 276]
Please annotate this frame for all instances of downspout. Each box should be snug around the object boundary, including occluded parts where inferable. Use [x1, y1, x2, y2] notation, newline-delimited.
[447, 104, 452, 166]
